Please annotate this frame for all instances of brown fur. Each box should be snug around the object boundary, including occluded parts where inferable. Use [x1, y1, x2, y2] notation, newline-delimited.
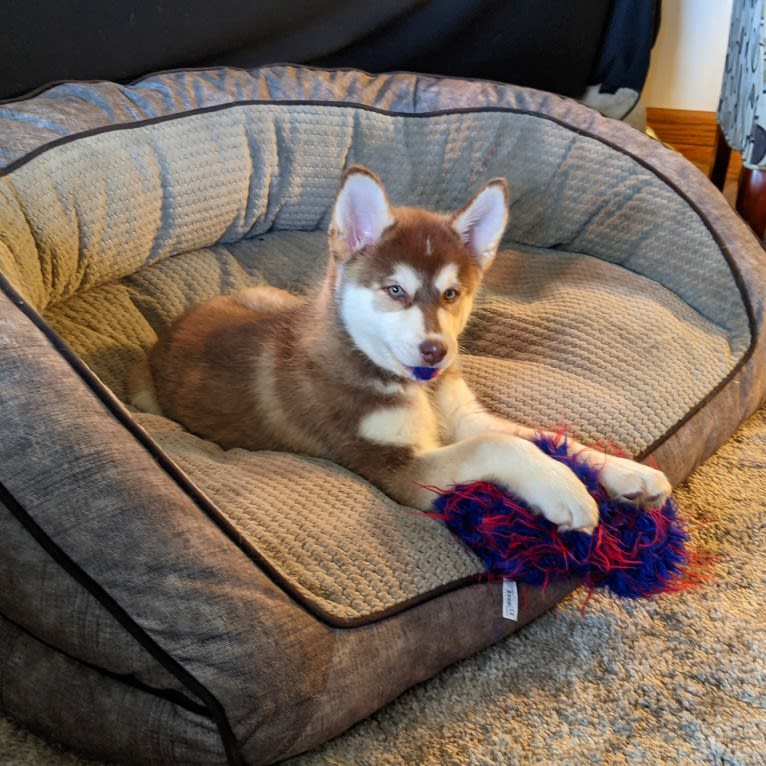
[144, 209, 472, 489]
[133, 167, 671, 530]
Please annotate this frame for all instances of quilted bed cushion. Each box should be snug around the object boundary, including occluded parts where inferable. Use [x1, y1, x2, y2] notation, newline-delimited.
[5, 97, 751, 621]
[1, 65, 765, 765]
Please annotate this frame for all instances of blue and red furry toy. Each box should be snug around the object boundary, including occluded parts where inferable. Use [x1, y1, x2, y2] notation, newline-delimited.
[432, 433, 697, 599]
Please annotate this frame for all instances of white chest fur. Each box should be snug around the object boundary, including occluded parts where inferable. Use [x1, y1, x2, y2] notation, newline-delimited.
[357, 385, 441, 452]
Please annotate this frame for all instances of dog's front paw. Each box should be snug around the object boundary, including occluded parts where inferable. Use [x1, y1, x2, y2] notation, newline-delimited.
[599, 456, 672, 509]
[521, 458, 600, 534]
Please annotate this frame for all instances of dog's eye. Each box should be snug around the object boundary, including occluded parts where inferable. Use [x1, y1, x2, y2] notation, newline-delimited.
[385, 285, 406, 300]
[442, 288, 460, 302]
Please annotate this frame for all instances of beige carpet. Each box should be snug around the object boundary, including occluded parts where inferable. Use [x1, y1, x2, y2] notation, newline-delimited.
[2, 404, 765, 766]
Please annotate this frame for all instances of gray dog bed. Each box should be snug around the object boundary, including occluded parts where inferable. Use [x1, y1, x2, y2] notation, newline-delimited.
[1, 65, 765, 765]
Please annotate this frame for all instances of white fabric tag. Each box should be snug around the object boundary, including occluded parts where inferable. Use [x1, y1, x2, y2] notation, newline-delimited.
[502, 579, 519, 621]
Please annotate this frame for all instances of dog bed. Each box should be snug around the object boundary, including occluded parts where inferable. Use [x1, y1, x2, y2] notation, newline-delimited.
[1, 65, 765, 766]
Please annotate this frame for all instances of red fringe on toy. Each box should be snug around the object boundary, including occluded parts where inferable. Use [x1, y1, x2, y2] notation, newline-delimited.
[431, 433, 700, 600]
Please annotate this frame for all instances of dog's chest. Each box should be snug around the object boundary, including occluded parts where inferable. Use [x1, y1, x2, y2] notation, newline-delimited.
[357, 384, 441, 451]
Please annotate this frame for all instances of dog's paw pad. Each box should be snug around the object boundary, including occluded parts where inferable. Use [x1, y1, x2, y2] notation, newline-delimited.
[600, 457, 671, 509]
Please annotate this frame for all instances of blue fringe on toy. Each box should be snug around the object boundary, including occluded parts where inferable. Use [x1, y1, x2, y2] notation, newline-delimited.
[431, 433, 697, 599]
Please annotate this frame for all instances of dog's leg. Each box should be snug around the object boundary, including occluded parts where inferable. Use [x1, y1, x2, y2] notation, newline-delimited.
[231, 285, 304, 312]
[434, 373, 672, 510]
[128, 358, 163, 415]
[397, 433, 600, 533]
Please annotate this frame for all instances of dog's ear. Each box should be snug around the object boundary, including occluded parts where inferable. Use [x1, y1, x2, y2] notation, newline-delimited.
[329, 165, 394, 261]
[450, 178, 509, 271]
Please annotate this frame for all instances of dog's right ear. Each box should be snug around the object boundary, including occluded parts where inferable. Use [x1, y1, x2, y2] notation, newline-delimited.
[329, 166, 394, 261]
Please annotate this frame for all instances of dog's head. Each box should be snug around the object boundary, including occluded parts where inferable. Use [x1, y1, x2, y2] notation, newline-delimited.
[329, 165, 509, 383]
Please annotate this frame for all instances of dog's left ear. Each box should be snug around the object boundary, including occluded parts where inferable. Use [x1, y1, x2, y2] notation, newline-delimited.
[450, 178, 509, 271]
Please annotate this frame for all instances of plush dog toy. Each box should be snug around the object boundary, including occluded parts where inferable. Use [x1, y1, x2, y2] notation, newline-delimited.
[432, 433, 696, 599]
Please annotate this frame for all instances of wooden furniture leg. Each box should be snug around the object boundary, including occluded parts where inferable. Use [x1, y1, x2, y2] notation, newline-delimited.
[710, 124, 731, 191]
[736, 167, 766, 239]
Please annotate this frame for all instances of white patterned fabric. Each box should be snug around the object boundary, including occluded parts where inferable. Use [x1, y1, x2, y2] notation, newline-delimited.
[718, 0, 766, 168]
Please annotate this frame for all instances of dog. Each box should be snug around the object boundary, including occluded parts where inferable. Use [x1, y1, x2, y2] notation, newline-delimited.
[130, 165, 671, 533]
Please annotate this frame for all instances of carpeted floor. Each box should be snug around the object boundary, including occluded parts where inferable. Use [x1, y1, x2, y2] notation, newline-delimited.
[1, 404, 765, 765]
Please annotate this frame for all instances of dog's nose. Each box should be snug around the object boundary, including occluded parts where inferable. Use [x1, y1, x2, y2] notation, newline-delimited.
[419, 339, 447, 366]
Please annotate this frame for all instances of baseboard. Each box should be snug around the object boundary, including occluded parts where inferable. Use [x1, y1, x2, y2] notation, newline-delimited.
[646, 107, 741, 182]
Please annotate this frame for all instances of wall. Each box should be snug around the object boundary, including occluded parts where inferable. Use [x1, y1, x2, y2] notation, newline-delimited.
[643, 0, 733, 111]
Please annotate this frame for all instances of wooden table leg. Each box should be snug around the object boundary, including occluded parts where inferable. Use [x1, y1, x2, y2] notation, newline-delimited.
[736, 167, 766, 239]
[710, 125, 731, 191]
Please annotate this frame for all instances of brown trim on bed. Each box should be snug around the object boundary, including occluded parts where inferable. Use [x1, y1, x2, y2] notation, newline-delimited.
[0, 610, 212, 719]
[0, 476, 245, 766]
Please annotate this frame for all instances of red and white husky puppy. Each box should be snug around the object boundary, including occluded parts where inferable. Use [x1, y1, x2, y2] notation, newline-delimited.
[132, 165, 671, 532]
